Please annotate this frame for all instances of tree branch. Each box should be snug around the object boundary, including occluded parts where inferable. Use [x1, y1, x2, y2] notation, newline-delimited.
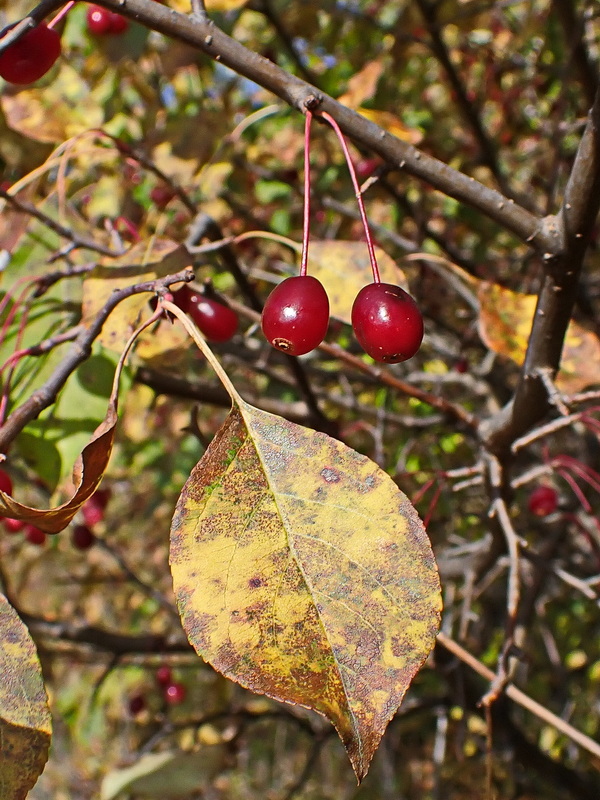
[0, 268, 194, 453]
[480, 86, 600, 456]
[45, 0, 549, 251]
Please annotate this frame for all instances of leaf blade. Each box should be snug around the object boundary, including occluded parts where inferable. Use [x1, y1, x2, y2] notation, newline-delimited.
[170, 402, 441, 780]
[0, 594, 51, 800]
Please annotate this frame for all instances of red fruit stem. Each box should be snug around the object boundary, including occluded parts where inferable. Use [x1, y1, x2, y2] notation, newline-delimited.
[318, 111, 381, 283]
[48, 1, 77, 29]
[422, 483, 442, 529]
[552, 454, 600, 494]
[556, 468, 592, 512]
[299, 111, 312, 278]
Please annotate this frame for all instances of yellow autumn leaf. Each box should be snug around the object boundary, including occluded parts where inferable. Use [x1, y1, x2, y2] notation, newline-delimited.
[477, 282, 600, 393]
[0, 594, 51, 799]
[170, 399, 441, 781]
[1, 64, 104, 144]
[358, 108, 424, 145]
[81, 239, 189, 353]
[338, 61, 384, 107]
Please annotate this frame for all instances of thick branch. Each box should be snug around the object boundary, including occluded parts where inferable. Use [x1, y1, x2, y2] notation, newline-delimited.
[0, 269, 194, 452]
[480, 87, 600, 456]
[51, 0, 548, 251]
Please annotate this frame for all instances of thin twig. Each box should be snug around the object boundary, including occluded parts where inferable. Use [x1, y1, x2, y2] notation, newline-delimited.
[436, 631, 600, 762]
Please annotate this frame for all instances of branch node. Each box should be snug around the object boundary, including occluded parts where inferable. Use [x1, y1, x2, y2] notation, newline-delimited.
[303, 94, 322, 112]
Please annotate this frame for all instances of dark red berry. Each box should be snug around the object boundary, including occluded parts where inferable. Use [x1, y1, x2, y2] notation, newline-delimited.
[155, 665, 173, 686]
[72, 524, 96, 550]
[0, 23, 61, 85]
[164, 682, 186, 705]
[94, 488, 112, 509]
[86, 5, 112, 34]
[82, 497, 105, 528]
[150, 185, 175, 209]
[188, 293, 238, 343]
[24, 525, 46, 546]
[128, 693, 146, 716]
[108, 13, 129, 34]
[0, 469, 13, 495]
[87, 5, 129, 35]
[528, 486, 558, 517]
[3, 518, 25, 533]
[171, 285, 192, 312]
[351, 282, 423, 363]
[261, 276, 329, 356]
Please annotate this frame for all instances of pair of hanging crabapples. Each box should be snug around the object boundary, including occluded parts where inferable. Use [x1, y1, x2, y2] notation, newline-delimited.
[261, 110, 423, 363]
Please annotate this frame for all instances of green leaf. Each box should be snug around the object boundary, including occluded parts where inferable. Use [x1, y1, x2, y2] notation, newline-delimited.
[170, 400, 441, 782]
[0, 594, 52, 800]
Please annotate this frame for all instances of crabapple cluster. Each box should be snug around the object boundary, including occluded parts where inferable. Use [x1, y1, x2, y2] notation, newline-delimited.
[0, 468, 46, 544]
[128, 664, 187, 717]
[261, 277, 423, 363]
[0, 469, 107, 550]
[260, 110, 423, 361]
[86, 5, 129, 36]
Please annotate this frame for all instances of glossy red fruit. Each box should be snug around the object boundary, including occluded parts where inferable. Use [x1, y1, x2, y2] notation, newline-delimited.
[86, 5, 112, 34]
[86, 5, 129, 35]
[188, 292, 238, 343]
[261, 276, 329, 356]
[25, 524, 46, 546]
[528, 485, 558, 517]
[0, 23, 60, 85]
[0, 469, 13, 495]
[164, 682, 186, 705]
[351, 282, 423, 363]
[155, 665, 173, 686]
[3, 518, 25, 533]
[72, 524, 96, 550]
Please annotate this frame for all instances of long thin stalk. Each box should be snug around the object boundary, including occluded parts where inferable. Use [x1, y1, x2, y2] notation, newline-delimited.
[319, 111, 381, 283]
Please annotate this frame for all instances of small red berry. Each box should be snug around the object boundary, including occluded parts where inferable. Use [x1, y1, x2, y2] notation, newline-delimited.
[108, 13, 129, 34]
[528, 485, 558, 517]
[86, 5, 113, 34]
[351, 282, 423, 363]
[94, 488, 112, 509]
[188, 292, 238, 343]
[0, 469, 13, 495]
[24, 525, 46, 546]
[155, 665, 173, 686]
[0, 23, 61, 85]
[72, 524, 96, 550]
[128, 693, 146, 716]
[261, 275, 329, 356]
[3, 518, 25, 533]
[82, 497, 105, 528]
[150, 185, 175, 209]
[164, 682, 186, 705]
[356, 158, 381, 179]
[87, 5, 129, 35]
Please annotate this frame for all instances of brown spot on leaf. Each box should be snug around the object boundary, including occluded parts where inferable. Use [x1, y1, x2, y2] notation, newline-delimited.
[321, 467, 341, 483]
